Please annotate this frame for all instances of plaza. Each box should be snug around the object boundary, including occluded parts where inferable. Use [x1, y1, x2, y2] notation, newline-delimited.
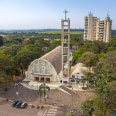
[0, 83, 94, 116]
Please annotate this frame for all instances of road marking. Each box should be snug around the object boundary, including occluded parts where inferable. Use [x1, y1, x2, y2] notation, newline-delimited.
[37, 110, 46, 116]
[47, 111, 57, 113]
[49, 109, 57, 111]
[42, 110, 47, 116]
[44, 106, 58, 116]
[46, 113, 56, 115]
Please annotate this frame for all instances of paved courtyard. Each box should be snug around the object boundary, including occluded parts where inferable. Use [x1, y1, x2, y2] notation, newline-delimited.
[0, 102, 39, 116]
[0, 101, 65, 116]
[0, 84, 94, 116]
[0, 84, 39, 103]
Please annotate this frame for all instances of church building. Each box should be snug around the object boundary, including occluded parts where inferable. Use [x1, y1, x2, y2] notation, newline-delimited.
[26, 10, 71, 84]
[25, 46, 62, 83]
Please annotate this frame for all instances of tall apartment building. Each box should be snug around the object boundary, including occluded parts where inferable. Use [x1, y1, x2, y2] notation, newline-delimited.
[84, 13, 112, 42]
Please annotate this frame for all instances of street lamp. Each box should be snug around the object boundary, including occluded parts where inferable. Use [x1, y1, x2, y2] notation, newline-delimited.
[15, 83, 19, 95]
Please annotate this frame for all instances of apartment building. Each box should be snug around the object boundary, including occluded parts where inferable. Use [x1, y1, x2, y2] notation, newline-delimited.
[84, 13, 112, 42]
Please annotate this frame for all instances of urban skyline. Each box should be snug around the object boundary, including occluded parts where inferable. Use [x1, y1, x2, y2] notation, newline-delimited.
[0, 0, 116, 29]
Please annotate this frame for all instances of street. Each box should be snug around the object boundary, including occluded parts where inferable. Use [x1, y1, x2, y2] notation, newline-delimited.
[0, 101, 65, 116]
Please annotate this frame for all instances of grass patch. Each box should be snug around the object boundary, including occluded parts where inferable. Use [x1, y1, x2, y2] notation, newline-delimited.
[67, 86, 72, 88]
[39, 31, 83, 35]
[82, 87, 89, 90]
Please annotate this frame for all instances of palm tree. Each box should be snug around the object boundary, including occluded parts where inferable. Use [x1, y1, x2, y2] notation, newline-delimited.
[37, 87, 43, 103]
[37, 83, 50, 103]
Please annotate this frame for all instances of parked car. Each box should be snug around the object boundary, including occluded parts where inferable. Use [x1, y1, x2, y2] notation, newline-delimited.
[15, 101, 22, 108]
[53, 104, 56, 106]
[12, 101, 19, 107]
[20, 102, 27, 109]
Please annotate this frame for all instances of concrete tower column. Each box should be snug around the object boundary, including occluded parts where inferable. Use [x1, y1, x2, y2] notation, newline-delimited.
[61, 10, 70, 84]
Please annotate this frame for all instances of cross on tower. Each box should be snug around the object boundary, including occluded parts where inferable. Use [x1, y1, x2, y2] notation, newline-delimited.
[107, 11, 110, 17]
[63, 9, 68, 20]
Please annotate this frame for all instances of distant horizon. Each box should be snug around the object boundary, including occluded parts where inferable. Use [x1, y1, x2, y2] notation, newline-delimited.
[0, 28, 116, 31]
[0, 28, 84, 30]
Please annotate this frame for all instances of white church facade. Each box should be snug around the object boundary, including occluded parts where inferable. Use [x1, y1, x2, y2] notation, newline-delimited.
[25, 46, 62, 83]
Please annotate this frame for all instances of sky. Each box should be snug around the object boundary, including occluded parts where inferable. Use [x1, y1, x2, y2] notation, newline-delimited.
[0, 0, 116, 29]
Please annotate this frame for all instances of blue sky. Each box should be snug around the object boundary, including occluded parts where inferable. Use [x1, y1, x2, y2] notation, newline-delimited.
[0, 0, 116, 29]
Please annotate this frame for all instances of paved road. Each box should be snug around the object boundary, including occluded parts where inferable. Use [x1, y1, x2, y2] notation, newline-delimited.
[0, 102, 39, 116]
[0, 84, 40, 102]
[0, 84, 90, 116]
[44, 106, 58, 116]
[0, 101, 66, 116]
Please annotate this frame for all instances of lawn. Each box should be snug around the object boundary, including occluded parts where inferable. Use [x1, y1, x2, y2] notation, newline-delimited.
[39, 31, 83, 35]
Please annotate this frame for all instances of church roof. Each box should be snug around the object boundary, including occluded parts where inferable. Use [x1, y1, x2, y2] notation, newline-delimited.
[41, 46, 62, 74]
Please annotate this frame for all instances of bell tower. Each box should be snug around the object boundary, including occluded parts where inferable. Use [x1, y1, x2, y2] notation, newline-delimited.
[61, 9, 70, 84]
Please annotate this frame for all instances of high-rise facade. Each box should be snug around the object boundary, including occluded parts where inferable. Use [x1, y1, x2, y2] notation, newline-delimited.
[84, 13, 112, 42]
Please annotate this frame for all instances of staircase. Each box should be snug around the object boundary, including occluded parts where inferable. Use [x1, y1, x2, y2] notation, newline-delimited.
[59, 86, 79, 97]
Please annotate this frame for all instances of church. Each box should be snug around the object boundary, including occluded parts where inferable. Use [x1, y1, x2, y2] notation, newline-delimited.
[25, 46, 62, 83]
[25, 10, 71, 84]
[25, 10, 87, 86]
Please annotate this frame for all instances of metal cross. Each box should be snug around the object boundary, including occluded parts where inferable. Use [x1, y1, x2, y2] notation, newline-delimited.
[107, 11, 110, 17]
[63, 9, 68, 20]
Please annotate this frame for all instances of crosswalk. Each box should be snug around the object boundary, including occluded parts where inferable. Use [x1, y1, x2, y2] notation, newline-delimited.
[37, 110, 45, 116]
[44, 106, 58, 116]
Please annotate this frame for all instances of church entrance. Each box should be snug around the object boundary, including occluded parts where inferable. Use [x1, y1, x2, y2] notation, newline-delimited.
[46, 78, 50, 82]
[35, 77, 39, 81]
[34, 75, 51, 82]
[41, 77, 44, 82]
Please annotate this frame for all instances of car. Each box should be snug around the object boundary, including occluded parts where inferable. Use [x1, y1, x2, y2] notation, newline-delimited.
[12, 101, 19, 107]
[53, 104, 56, 106]
[15, 101, 22, 108]
[20, 102, 27, 109]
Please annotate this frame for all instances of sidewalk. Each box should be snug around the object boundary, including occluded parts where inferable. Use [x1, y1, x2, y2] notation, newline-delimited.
[21, 80, 62, 90]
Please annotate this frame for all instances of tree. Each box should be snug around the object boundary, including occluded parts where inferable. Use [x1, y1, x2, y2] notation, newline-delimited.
[81, 100, 94, 116]
[48, 40, 61, 51]
[78, 52, 98, 88]
[0, 53, 17, 76]
[0, 36, 3, 46]
[81, 78, 86, 88]
[108, 38, 116, 50]
[4, 44, 22, 56]
[3, 36, 23, 45]
[73, 49, 86, 62]
[94, 81, 116, 116]
[81, 78, 116, 115]
[37, 83, 50, 103]
[84, 72, 95, 88]
[66, 112, 76, 116]
[78, 52, 98, 69]
[70, 35, 84, 49]
[0, 53, 19, 85]
[79, 40, 108, 54]
[37, 86, 43, 103]
[94, 51, 116, 81]
[26, 37, 50, 49]
[0, 70, 12, 85]
[14, 44, 43, 74]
